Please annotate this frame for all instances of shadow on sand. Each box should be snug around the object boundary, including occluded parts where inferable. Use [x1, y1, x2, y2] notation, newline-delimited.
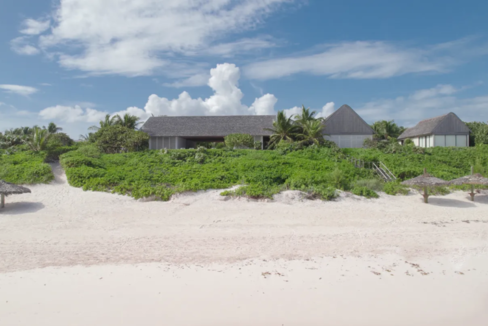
[427, 197, 476, 208]
[470, 194, 488, 204]
[0, 202, 45, 215]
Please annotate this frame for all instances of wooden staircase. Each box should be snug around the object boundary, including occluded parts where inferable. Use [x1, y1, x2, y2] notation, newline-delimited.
[372, 162, 396, 182]
[344, 156, 396, 182]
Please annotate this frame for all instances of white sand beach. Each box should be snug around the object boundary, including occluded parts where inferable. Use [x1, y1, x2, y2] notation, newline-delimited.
[1, 164, 488, 326]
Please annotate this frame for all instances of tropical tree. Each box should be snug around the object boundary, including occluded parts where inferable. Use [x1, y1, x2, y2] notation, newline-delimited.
[296, 119, 326, 145]
[372, 120, 404, 140]
[115, 113, 142, 130]
[89, 114, 119, 131]
[465, 121, 488, 146]
[24, 127, 51, 151]
[0, 133, 24, 149]
[95, 125, 149, 153]
[48, 122, 63, 134]
[265, 110, 299, 148]
[294, 105, 323, 126]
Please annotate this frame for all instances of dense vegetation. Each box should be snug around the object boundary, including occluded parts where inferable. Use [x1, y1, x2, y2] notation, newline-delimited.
[2, 108, 488, 201]
[344, 145, 488, 180]
[465, 121, 488, 146]
[0, 150, 54, 184]
[0, 122, 76, 184]
[60, 145, 377, 200]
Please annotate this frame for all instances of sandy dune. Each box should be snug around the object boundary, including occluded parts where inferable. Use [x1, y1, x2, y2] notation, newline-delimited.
[1, 163, 488, 325]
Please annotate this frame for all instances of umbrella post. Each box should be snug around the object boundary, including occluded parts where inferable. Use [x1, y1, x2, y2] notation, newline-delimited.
[423, 186, 429, 203]
[470, 185, 475, 201]
[1, 194, 4, 208]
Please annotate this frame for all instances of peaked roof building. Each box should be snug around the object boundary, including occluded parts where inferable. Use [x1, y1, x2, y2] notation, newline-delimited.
[322, 104, 374, 148]
[398, 113, 470, 140]
[323, 104, 375, 135]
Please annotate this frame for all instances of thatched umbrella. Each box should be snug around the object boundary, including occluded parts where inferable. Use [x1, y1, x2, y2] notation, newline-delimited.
[401, 168, 449, 203]
[449, 167, 488, 201]
[0, 180, 31, 209]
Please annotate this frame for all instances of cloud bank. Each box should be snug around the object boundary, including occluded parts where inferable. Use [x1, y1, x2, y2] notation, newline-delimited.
[21, 0, 292, 77]
[245, 41, 451, 80]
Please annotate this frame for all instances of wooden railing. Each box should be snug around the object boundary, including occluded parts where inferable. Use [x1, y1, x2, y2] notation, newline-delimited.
[344, 155, 396, 181]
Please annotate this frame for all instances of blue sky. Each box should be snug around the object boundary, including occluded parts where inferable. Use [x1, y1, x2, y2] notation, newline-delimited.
[1, 0, 487, 138]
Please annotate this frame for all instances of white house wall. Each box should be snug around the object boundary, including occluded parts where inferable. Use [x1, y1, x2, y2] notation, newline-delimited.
[324, 135, 373, 148]
[434, 135, 468, 147]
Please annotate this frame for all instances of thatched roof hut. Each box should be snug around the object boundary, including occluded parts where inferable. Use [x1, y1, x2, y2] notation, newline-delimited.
[0, 180, 31, 208]
[401, 169, 449, 203]
[449, 173, 488, 186]
[449, 171, 488, 201]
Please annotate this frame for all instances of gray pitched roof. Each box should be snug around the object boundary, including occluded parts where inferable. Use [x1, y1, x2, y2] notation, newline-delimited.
[323, 104, 374, 135]
[398, 112, 470, 139]
[141, 115, 276, 137]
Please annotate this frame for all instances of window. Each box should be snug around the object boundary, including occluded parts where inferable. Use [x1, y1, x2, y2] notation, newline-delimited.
[446, 135, 456, 147]
[456, 135, 467, 147]
[435, 135, 445, 147]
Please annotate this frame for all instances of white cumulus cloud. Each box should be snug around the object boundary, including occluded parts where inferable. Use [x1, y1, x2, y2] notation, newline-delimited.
[39, 105, 107, 123]
[0, 84, 39, 96]
[114, 63, 278, 119]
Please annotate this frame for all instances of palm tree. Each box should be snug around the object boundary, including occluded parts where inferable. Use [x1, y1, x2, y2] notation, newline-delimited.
[372, 120, 403, 140]
[89, 114, 119, 131]
[24, 127, 51, 151]
[265, 110, 299, 148]
[296, 119, 327, 145]
[48, 122, 63, 134]
[115, 113, 142, 130]
[294, 105, 323, 125]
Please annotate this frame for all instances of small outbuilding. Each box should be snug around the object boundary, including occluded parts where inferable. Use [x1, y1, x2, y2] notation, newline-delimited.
[322, 104, 375, 148]
[398, 112, 470, 147]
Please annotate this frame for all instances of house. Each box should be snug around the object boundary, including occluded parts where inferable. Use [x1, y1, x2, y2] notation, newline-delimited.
[398, 112, 470, 147]
[141, 104, 375, 150]
[322, 104, 375, 148]
[141, 115, 275, 149]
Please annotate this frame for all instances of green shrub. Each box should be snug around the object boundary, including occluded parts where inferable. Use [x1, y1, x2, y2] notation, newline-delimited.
[46, 145, 78, 161]
[195, 152, 206, 164]
[65, 166, 107, 187]
[0, 151, 54, 184]
[353, 179, 384, 192]
[352, 186, 379, 198]
[220, 184, 283, 199]
[95, 125, 149, 153]
[77, 144, 102, 158]
[303, 185, 337, 200]
[327, 168, 350, 190]
[383, 182, 409, 195]
[224, 133, 255, 149]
